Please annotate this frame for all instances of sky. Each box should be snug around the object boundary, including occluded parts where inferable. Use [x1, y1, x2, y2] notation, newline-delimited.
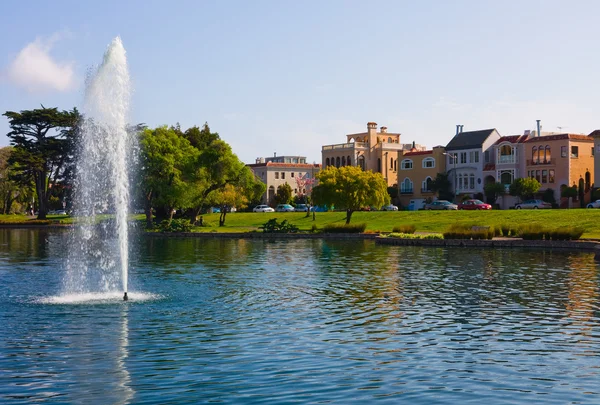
[1, 0, 599, 164]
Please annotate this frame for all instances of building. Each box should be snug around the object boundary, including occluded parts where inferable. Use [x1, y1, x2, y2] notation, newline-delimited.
[321, 122, 426, 187]
[589, 129, 600, 190]
[247, 156, 321, 205]
[523, 133, 594, 206]
[397, 146, 446, 209]
[445, 127, 502, 199]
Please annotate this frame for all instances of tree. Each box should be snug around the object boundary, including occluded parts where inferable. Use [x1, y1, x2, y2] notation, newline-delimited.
[561, 185, 577, 208]
[4, 106, 80, 219]
[578, 178, 585, 208]
[509, 178, 541, 201]
[484, 182, 505, 205]
[430, 172, 454, 201]
[295, 172, 316, 217]
[273, 183, 292, 206]
[312, 166, 389, 224]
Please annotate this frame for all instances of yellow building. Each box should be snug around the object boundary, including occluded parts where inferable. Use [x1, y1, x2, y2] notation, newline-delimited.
[321, 122, 426, 187]
[397, 146, 447, 209]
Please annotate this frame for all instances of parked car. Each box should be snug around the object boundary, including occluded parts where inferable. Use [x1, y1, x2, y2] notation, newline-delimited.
[253, 205, 275, 212]
[211, 207, 221, 213]
[424, 200, 458, 210]
[294, 204, 309, 212]
[458, 199, 492, 210]
[275, 204, 295, 212]
[381, 204, 399, 211]
[515, 199, 552, 209]
[587, 200, 600, 208]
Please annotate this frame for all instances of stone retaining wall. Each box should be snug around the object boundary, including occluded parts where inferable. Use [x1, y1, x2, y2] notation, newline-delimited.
[376, 237, 600, 251]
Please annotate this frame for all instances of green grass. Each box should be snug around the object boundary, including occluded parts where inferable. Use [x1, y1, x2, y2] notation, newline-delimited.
[160, 209, 600, 239]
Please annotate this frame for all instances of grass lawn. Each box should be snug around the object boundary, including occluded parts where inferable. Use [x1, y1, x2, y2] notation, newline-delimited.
[183, 209, 600, 239]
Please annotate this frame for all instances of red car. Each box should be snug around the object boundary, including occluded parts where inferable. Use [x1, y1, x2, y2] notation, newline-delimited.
[458, 199, 492, 210]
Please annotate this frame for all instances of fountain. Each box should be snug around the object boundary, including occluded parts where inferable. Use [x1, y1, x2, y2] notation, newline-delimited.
[63, 37, 133, 301]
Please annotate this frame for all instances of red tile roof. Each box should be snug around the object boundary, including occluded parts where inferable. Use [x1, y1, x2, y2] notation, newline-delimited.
[525, 134, 592, 143]
[403, 150, 433, 156]
[494, 135, 529, 145]
[483, 164, 496, 171]
[247, 162, 321, 168]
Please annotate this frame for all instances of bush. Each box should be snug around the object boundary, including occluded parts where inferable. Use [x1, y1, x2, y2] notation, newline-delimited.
[443, 224, 494, 240]
[159, 219, 192, 233]
[518, 224, 584, 241]
[388, 232, 443, 240]
[392, 224, 416, 234]
[311, 224, 318, 233]
[322, 223, 367, 233]
[259, 218, 299, 233]
[0, 220, 52, 225]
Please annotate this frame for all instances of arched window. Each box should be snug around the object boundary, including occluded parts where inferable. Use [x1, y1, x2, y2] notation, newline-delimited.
[537, 146, 544, 164]
[341, 156, 346, 166]
[422, 157, 435, 168]
[390, 157, 394, 169]
[325, 158, 330, 167]
[336, 156, 340, 168]
[532, 146, 537, 164]
[388, 137, 392, 143]
[347, 156, 351, 166]
[545, 146, 551, 163]
[401, 159, 413, 170]
[500, 171, 512, 185]
[458, 174, 463, 190]
[422, 176, 433, 192]
[394, 159, 397, 171]
[401, 178, 413, 193]
[358, 155, 365, 170]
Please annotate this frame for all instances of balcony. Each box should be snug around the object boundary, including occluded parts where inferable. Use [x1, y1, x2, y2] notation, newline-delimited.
[497, 155, 516, 164]
[322, 142, 366, 151]
[400, 189, 414, 195]
[526, 158, 556, 166]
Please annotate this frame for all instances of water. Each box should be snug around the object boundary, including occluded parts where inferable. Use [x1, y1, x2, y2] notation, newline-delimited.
[1, 230, 600, 404]
[65, 37, 132, 297]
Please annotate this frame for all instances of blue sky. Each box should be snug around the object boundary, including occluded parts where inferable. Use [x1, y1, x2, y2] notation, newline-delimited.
[1, 0, 599, 163]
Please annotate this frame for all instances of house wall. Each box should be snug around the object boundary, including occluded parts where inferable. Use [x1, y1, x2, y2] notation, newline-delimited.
[397, 146, 446, 208]
[248, 163, 320, 205]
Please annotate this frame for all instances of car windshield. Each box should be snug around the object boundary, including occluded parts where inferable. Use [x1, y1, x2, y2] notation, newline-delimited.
[473, 200, 483, 204]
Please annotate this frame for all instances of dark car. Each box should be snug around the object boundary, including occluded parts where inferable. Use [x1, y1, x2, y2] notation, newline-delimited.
[458, 199, 492, 210]
[424, 200, 458, 210]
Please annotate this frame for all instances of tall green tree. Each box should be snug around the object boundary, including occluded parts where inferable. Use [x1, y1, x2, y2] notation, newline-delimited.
[484, 182, 505, 205]
[3, 106, 80, 219]
[312, 166, 389, 224]
[509, 177, 541, 201]
[0, 147, 26, 214]
[273, 183, 292, 206]
[431, 172, 454, 201]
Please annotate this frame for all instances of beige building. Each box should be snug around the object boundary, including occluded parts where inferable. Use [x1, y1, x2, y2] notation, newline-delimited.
[523, 134, 594, 206]
[247, 155, 321, 205]
[397, 146, 447, 209]
[321, 122, 426, 187]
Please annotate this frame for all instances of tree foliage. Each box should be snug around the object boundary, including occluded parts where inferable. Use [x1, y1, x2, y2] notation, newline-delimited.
[274, 183, 292, 206]
[312, 166, 389, 224]
[3, 106, 80, 219]
[431, 172, 454, 201]
[484, 182, 505, 205]
[509, 177, 541, 201]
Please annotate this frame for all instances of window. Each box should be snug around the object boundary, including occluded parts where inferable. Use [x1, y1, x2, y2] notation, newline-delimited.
[536, 170, 541, 183]
[545, 146, 551, 163]
[458, 174, 463, 190]
[388, 137, 392, 143]
[390, 158, 394, 169]
[561, 146, 567, 157]
[401, 159, 413, 170]
[592, 147, 595, 157]
[294, 189, 297, 194]
[532, 146, 537, 163]
[485, 150, 490, 163]
[377, 158, 381, 172]
[537, 147, 544, 164]
[469, 151, 479, 163]
[347, 155, 351, 165]
[549, 169, 555, 183]
[474, 151, 479, 163]
[400, 178, 413, 193]
[500, 171, 512, 185]
[291, 172, 295, 178]
[422, 177, 433, 192]
[469, 174, 475, 189]
[275, 172, 279, 179]
[460, 152, 467, 164]
[325, 158, 330, 167]
[281, 172, 285, 179]
[571, 146, 579, 158]
[542, 170, 548, 183]
[341, 156, 346, 166]
[423, 157, 435, 168]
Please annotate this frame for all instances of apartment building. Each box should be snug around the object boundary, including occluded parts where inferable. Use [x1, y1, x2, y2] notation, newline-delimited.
[397, 146, 446, 208]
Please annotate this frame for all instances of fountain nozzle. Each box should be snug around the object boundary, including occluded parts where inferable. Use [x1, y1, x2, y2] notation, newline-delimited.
[123, 292, 128, 301]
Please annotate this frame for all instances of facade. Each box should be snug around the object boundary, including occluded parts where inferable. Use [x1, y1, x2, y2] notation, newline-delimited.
[397, 146, 446, 209]
[589, 130, 600, 188]
[247, 156, 321, 205]
[445, 128, 502, 199]
[523, 134, 594, 206]
[321, 122, 426, 187]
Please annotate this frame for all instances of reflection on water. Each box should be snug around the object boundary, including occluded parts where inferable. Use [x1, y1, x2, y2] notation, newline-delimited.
[1, 231, 600, 404]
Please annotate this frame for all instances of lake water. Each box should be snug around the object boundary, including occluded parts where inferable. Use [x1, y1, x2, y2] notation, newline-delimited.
[1, 229, 599, 404]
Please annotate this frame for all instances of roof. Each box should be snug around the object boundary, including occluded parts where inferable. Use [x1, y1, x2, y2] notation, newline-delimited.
[589, 130, 600, 137]
[403, 150, 433, 157]
[524, 134, 593, 143]
[494, 135, 529, 145]
[483, 164, 496, 171]
[446, 129, 498, 151]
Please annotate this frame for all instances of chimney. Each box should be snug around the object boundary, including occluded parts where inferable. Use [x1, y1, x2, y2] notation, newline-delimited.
[536, 120, 541, 137]
[456, 125, 460, 136]
[367, 122, 377, 130]
[460, 125, 464, 133]
[274, 152, 277, 157]
[380, 126, 387, 133]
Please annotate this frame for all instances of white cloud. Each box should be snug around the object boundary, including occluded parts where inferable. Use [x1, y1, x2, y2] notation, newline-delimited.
[6, 34, 75, 93]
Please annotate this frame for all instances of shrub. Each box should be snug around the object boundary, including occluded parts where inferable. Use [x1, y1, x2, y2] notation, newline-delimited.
[518, 224, 546, 240]
[443, 224, 494, 240]
[260, 218, 299, 233]
[392, 224, 416, 234]
[388, 232, 443, 240]
[159, 219, 192, 233]
[0, 220, 53, 225]
[322, 223, 367, 233]
[311, 224, 318, 233]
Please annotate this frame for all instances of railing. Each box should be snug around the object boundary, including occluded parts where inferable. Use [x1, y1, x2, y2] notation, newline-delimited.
[322, 142, 366, 151]
[526, 158, 556, 166]
[421, 188, 434, 193]
[497, 155, 516, 164]
[400, 189, 414, 195]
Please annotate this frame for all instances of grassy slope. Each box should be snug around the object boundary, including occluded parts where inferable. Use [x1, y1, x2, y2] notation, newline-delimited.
[3, 209, 600, 238]
[189, 209, 600, 239]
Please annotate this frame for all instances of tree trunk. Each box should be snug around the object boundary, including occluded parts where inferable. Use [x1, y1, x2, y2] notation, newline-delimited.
[345, 209, 353, 225]
[219, 211, 226, 226]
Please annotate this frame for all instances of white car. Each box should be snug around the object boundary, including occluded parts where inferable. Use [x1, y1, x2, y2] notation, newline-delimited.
[587, 199, 600, 208]
[381, 204, 399, 211]
[253, 205, 274, 212]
